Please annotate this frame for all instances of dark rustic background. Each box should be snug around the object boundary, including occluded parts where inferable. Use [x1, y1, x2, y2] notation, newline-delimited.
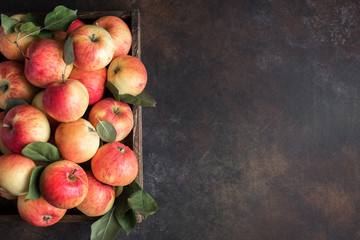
[1, 0, 360, 239]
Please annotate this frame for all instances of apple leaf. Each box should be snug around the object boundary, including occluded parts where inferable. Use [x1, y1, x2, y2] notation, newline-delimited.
[106, 81, 157, 107]
[63, 36, 75, 65]
[25, 13, 44, 27]
[91, 205, 122, 240]
[44, 5, 78, 32]
[96, 120, 117, 143]
[19, 22, 41, 36]
[37, 30, 53, 39]
[1, 14, 18, 35]
[128, 190, 159, 218]
[115, 209, 137, 235]
[5, 98, 29, 114]
[129, 178, 142, 192]
[25, 166, 44, 200]
[114, 186, 135, 234]
[21, 142, 60, 162]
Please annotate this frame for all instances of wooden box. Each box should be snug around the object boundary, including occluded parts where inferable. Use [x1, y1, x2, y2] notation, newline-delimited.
[0, 10, 143, 223]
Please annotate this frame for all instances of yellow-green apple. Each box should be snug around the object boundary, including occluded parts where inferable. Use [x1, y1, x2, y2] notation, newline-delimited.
[94, 16, 132, 59]
[24, 38, 73, 88]
[0, 153, 35, 199]
[55, 118, 100, 163]
[40, 160, 88, 209]
[77, 170, 115, 217]
[67, 19, 85, 33]
[0, 61, 38, 109]
[1, 105, 51, 154]
[17, 194, 67, 227]
[31, 90, 60, 132]
[91, 142, 138, 186]
[0, 112, 11, 155]
[43, 79, 89, 122]
[70, 25, 114, 71]
[107, 55, 147, 96]
[114, 186, 123, 198]
[88, 97, 133, 142]
[69, 66, 106, 105]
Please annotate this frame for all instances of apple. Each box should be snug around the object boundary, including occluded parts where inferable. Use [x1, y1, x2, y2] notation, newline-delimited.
[77, 170, 115, 217]
[69, 66, 106, 105]
[88, 97, 133, 142]
[2, 105, 51, 154]
[107, 55, 147, 96]
[0, 153, 35, 199]
[0, 112, 12, 155]
[40, 160, 88, 209]
[31, 90, 60, 132]
[52, 30, 68, 44]
[67, 19, 85, 33]
[0, 61, 38, 110]
[17, 194, 67, 227]
[91, 142, 138, 186]
[70, 25, 114, 71]
[94, 16, 132, 59]
[43, 79, 89, 123]
[24, 38, 73, 88]
[55, 118, 100, 163]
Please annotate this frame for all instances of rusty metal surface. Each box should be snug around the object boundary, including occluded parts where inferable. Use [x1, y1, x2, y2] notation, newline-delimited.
[0, 0, 360, 239]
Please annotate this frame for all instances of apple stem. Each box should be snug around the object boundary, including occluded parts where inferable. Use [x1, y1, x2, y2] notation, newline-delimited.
[14, 40, 30, 61]
[118, 146, 125, 153]
[68, 168, 78, 179]
[43, 215, 52, 222]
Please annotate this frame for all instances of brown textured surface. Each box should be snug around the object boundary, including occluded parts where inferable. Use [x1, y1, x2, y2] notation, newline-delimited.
[1, 0, 360, 239]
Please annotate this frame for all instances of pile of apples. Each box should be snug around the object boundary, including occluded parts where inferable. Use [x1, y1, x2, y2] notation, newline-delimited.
[0, 13, 147, 227]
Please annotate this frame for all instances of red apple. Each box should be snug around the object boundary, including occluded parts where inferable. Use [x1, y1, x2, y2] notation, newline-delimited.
[88, 98, 133, 142]
[70, 25, 114, 71]
[77, 170, 115, 217]
[31, 90, 60, 133]
[1, 105, 51, 154]
[17, 194, 67, 227]
[43, 79, 89, 123]
[0, 61, 39, 110]
[91, 142, 138, 186]
[94, 16, 132, 59]
[67, 19, 85, 33]
[69, 66, 106, 105]
[107, 55, 147, 96]
[40, 160, 88, 209]
[0, 112, 11, 155]
[55, 118, 100, 163]
[0, 153, 35, 199]
[24, 38, 73, 88]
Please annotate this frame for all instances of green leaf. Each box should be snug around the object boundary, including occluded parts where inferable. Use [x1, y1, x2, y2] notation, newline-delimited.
[115, 209, 137, 235]
[128, 190, 158, 218]
[63, 36, 74, 65]
[91, 205, 122, 240]
[1, 14, 18, 34]
[25, 13, 44, 27]
[19, 22, 41, 35]
[129, 178, 142, 192]
[25, 166, 44, 200]
[96, 120, 117, 143]
[21, 142, 60, 162]
[106, 81, 156, 107]
[38, 30, 53, 39]
[44, 5, 78, 32]
[5, 98, 29, 114]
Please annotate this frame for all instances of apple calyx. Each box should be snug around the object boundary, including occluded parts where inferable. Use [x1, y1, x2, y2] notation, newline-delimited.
[117, 146, 125, 153]
[88, 126, 96, 134]
[43, 215, 52, 222]
[0, 82, 9, 93]
[113, 67, 120, 74]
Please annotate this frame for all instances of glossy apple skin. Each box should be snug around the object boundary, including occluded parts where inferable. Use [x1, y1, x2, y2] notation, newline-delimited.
[40, 160, 88, 209]
[0, 112, 12, 155]
[0, 153, 35, 199]
[17, 194, 67, 227]
[88, 97, 133, 142]
[0, 61, 39, 110]
[67, 19, 85, 33]
[70, 25, 114, 71]
[0, 27, 39, 62]
[31, 90, 60, 133]
[94, 16, 132, 59]
[77, 170, 115, 217]
[91, 142, 138, 186]
[43, 79, 89, 123]
[55, 118, 100, 163]
[1, 105, 51, 154]
[24, 39, 73, 88]
[69, 66, 106, 105]
[107, 55, 147, 96]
